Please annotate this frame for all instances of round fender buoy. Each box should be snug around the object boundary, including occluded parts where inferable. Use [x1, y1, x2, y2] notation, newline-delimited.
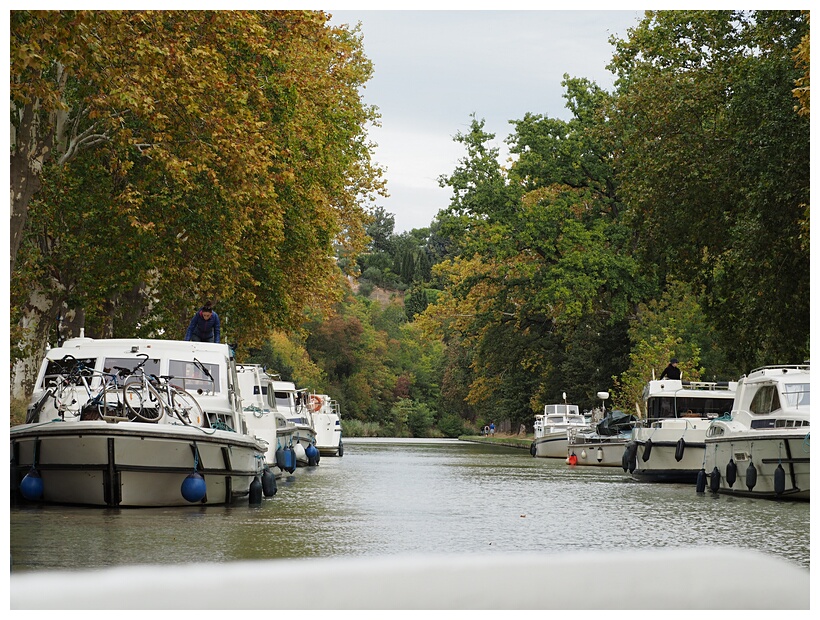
[530, 442, 536, 457]
[642, 438, 653, 462]
[774, 463, 786, 495]
[20, 468, 44, 501]
[746, 461, 757, 491]
[262, 467, 277, 497]
[726, 458, 737, 488]
[293, 442, 307, 464]
[181, 472, 207, 503]
[675, 438, 686, 462]
[248, 476, 263, 505]
[710, 466, 721, 493]
[696, 468, 707, 493]
[275, 447, 286, 471]
[580, 450, 587, 460]
[306, 444, 320, 466]
[568, 453, 578, 466]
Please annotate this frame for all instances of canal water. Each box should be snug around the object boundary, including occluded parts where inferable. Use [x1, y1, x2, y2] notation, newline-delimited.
[9, 438, 810, 573]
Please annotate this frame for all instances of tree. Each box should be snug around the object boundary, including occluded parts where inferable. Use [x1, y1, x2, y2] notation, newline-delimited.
[609, 10, 810, 369]
[423, 103, 647, 425]
[11, 11, 383, 398]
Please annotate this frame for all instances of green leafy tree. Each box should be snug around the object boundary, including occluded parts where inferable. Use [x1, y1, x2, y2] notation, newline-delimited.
[609, 10, 809, 369]
[405, 400, 435, 437]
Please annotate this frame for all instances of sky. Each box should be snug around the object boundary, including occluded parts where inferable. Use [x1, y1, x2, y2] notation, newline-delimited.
[326, 9, 646, 233]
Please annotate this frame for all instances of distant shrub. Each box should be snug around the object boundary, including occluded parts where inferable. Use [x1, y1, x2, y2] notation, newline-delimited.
[357, 280, 375, 297]
[437, 413, 465, 438]
[341, 419, 383, 437]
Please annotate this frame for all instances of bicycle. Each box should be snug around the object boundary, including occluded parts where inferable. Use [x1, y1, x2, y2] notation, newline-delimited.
[122, 365, 204, 426]
[28, 355, 130, 422]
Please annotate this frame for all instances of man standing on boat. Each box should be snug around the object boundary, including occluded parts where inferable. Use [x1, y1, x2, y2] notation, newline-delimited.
[184, 302, 221, 343]
[660, 358, 681, 380]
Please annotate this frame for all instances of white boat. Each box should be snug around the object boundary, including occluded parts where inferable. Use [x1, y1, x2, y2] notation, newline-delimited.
[10, 337, 268, 507]
[703, 364, 809, 500]
[236, 364, 300, 479]
[568, 410, 636, 467]
[625, 379, 737, 483]
[531, 402, 589, 458]
[271, 379, 320, 467]
[311, 394, 344, 457]
[9, 549, 809, 610]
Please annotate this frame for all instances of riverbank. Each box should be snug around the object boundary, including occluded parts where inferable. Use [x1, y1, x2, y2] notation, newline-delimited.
[458, 433, 533, 449]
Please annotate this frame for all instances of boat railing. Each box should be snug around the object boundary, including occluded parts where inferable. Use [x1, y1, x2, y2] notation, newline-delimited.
[746, 364, 810, 375]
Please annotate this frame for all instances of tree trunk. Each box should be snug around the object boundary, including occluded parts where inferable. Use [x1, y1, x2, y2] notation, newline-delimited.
[10, 288, 59, 400]
[10, 103, 50, 275]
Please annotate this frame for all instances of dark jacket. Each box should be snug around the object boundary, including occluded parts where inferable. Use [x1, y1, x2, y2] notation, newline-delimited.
[659, 364, 681, 380]
[185, 310, 220, 343]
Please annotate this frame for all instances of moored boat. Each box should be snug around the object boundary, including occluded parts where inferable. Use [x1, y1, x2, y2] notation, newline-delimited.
[272, 379, 320, 467]
[625, 379, 737, 483]
[10, 337, 267, 507]
[702, 364, 809, 500]
[531, 401, 589, 458]
[235, 364, 300, 477]
[312, 394, 344, 457]
[568, 409, 636, 467]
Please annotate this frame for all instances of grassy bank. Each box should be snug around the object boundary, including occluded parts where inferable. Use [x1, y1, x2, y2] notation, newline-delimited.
[458, 434, 533, 450]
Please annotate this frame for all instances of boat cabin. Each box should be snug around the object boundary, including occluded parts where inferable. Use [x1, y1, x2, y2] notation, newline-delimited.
[272, 380, 312, 426]
[730, 365, 810, 429]
[28, 337, 246, 432]
[534, 403, 586, 436]
[641, 379, 737, 424]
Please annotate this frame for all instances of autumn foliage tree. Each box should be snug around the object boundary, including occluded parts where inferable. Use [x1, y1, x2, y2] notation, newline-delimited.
[10, 10, 383, 397]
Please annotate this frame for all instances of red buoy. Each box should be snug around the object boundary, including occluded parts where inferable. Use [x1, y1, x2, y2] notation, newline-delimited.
[568, 453, 578, 466]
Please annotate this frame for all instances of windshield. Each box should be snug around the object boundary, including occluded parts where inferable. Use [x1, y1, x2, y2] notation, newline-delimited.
[783, 382, 810, 408]
[169, 359, 220, 393]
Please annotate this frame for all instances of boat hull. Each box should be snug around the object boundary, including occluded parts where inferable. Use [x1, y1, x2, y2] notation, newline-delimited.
[704, 433, 809, 501]
[10, 421, 265, 507]
[291, 425, 318, 466]
[629, 419, 709, 483]
[314, 413, 342, 456]
[533, 432, 570, 458]
[568, 436, 630, 467]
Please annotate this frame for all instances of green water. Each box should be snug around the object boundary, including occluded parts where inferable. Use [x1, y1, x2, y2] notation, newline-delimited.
[9, 438, 810, 572]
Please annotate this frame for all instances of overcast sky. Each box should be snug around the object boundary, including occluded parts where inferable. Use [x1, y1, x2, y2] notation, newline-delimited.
[327, 10, 645, 233]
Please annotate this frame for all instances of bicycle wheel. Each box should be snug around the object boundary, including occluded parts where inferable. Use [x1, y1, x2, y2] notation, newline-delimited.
[171, 388, 203, 426]
[96, 384, 124, 418]
[123, 384, 163, 423]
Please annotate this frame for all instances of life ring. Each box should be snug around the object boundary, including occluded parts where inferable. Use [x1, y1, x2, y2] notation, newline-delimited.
[309, 394, 322, 413]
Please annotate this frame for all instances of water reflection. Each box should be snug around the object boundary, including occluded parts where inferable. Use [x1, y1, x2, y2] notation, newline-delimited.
[10, 438, 809, 572]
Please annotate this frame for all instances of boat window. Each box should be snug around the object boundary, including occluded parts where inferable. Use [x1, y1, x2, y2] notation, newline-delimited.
[783, 382, 810, 408]
[169, 359, 221, 393]
[750, 419, 776, 429]
[103, 357, 161, 386]
[274, 391, 293, 410]
[41, 357, 97, 387]
[749, 385, 781, 415]
[646, 395, 735, 421]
